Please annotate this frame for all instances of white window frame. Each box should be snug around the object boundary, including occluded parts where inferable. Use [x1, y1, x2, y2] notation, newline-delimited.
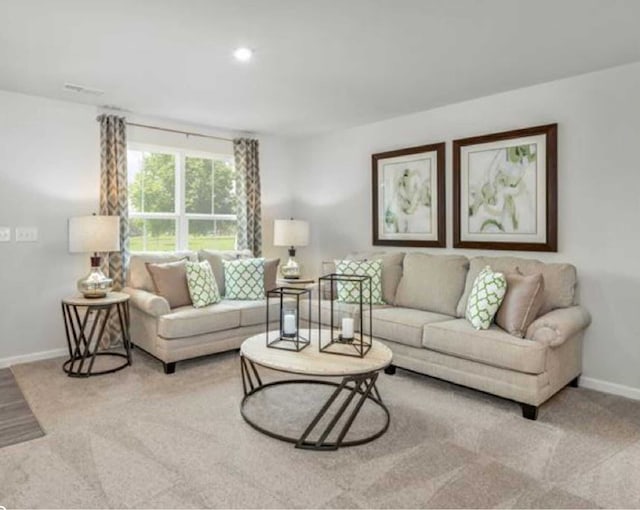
[127, 142, 237, 251]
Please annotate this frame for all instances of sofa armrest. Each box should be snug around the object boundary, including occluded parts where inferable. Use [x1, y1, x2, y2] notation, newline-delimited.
[525, 305, 591, 347]
[122, 287, 170, 317]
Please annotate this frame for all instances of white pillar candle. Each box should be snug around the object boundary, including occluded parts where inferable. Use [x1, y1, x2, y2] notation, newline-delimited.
[341, 318, 354, 340]
[283, 313, 297, 335]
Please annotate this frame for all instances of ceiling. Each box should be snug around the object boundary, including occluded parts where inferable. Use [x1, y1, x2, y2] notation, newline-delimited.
[1, 0, 640, 136]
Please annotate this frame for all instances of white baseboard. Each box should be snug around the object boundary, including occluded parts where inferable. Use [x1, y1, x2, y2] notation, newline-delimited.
[0, 348, 67, 369]
[580, 376, 640, 401]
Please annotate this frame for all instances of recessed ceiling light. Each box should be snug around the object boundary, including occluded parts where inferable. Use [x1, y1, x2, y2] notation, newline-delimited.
[233, 47, 253, 62]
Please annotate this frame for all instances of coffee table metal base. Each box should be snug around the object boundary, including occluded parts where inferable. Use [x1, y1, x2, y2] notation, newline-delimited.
[240, 356, 390, 451]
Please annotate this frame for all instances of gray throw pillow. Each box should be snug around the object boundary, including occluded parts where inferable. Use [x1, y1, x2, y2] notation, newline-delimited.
[496, 271, 545, 338]
[146, 259, 192, 309]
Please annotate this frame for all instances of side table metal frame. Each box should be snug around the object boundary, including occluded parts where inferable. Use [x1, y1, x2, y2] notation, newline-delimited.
[61, 299, 131, 377]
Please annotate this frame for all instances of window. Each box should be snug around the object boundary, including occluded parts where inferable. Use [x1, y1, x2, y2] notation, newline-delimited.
[127, 145, 237, 252]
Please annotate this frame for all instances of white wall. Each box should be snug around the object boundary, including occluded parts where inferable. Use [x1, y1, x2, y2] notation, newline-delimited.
[0, 91, 100, 362]
[0, 91, 293, 364]
[291, 62, 640, 393]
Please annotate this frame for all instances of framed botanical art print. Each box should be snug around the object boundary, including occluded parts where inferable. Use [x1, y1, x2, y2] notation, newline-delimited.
[453, 124, 557, 251]
[372, 142, 445, 247]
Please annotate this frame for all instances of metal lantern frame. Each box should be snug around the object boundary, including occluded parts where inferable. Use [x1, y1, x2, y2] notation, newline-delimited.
[318, 273, 372, 358]
[266, 286, 311, 352]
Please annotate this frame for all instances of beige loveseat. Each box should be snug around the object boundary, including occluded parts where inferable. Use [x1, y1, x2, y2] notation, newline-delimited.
[302, 252, 591, 420]
[123, 250, 280, 374]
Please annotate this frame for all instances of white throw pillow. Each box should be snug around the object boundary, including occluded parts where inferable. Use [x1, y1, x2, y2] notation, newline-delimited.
[223, 258, 265, 300]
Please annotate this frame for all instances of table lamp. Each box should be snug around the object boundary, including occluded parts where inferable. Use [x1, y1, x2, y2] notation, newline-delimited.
[69, 215, 120, 298]
[273, 219, 309, 279]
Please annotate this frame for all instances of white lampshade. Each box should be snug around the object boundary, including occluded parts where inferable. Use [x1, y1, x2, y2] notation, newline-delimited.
[273, 219, 310, 247]
[69, 215, 120, 253]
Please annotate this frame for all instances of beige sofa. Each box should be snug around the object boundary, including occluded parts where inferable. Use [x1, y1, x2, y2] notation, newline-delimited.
[123, 250, 280, 374]
[302, 251, 591, 420]
[124, 248, 590, 420]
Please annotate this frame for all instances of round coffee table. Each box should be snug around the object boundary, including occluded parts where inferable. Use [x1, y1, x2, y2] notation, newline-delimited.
[239, 330, 393, 451]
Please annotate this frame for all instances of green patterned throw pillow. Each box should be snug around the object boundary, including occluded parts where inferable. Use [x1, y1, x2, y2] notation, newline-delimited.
[223, 258, 265, 300]
[335, 259, 385, 305]
[465, 266, 507, 330]
[185, 260, 220, 308]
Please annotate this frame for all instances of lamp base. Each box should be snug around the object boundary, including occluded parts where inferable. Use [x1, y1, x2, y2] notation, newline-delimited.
[77, 256, 113, 298]
[280, 255, 301, 279]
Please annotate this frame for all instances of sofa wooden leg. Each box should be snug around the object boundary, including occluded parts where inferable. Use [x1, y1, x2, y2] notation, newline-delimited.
[521, 404, 539, 420]
[569, 375, 580, 388]
[384, 364, 396, 375]
[164, 362, 176, 375]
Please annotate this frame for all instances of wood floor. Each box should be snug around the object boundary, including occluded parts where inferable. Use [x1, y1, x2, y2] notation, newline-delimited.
[0, 368, 44, 449]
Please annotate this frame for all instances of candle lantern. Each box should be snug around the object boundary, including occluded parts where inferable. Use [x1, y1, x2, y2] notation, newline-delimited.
[318, 273, 372, 358]
[266, 286, 311, 351]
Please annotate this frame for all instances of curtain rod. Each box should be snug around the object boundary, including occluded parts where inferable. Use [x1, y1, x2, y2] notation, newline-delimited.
[125, 122, 234, 142]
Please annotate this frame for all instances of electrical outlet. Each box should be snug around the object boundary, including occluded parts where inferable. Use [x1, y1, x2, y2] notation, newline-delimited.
[15, 226, 38, 242]
[0, 226, 10, 242]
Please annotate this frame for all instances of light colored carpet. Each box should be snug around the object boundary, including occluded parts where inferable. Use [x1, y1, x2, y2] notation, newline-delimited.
[2, 350, 640, 509]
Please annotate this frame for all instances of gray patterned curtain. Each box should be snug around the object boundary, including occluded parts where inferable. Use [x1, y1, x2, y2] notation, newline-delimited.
[98, 114, 129, 293]
[234, 138, 262, 256]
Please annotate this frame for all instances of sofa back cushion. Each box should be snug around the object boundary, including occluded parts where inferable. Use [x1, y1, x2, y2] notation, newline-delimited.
[128, 251, 197, 292]
[322, 251, 404, 304]
[456, 256, 577, 318]
[198, 249, 253, 296]
[395, 253, 469, 316]
[264, 258, 280, 293]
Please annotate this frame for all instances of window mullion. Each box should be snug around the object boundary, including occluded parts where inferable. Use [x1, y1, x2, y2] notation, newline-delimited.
[177, 151, 187, 250]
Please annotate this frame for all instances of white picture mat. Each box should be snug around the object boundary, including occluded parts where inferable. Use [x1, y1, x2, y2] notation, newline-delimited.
[460, 133, 547, 244]
[377, 151, 438, 241]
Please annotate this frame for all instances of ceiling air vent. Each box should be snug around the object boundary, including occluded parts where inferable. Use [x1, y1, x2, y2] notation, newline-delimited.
[63, 82, 104, 96]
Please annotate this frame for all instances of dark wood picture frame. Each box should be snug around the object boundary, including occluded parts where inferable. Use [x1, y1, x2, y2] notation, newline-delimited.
[453, 124, 557, 252]
[372, 142, 446, 247]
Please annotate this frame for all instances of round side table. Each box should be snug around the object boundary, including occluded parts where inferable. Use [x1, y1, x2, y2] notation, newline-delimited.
[61, 292, 132, 377]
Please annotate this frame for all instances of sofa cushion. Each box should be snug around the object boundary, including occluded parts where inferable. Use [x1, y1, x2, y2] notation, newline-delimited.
[423, 319, 547, 374]
[220, 299, 280, 327]
[394, 253, 469, 316]
[264, 258, 280, 293]
[456, 256, 577, 317]
[363, 307, 452, 348]
[146, 259, 192, 309]
[299, 299, 390, 326]
[198, 249, 253, 296]
[128, 251, 197, 292]
[157, 303, 240, 339]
